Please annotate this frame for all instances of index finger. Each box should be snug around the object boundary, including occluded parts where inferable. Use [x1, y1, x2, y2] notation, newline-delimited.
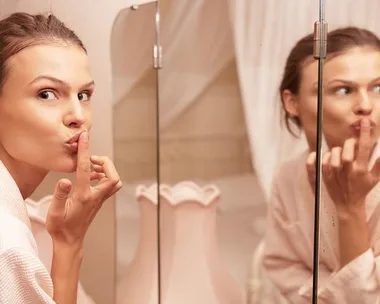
[75, 131, 91, 193]
[356, 118, 372, 170]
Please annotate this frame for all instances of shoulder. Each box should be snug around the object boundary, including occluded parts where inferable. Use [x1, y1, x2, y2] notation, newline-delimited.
[0, 207, 38, 253]
[268, 150, 311, 216]
[273, 150, 309, 190]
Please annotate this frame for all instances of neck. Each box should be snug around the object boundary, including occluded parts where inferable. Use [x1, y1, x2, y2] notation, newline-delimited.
[0, 149, 47, 199]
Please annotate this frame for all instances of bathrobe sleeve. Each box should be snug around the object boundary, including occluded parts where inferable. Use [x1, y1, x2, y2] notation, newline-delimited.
[316, 248, 380, 303]
[263, 178, 380, 304]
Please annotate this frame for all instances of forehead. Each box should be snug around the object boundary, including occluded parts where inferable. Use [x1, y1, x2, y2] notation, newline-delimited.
[6, 44, 92, 87]
[301, 47, 380, 84]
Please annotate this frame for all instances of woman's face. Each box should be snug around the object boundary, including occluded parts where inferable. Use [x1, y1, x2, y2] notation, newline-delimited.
[287, 47, 380, 150]
[0, 44, 94, 173]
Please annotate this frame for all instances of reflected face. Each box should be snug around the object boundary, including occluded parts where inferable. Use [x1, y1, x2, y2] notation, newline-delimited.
[0, 44, 94, 173]
[292, 47, 380, 149]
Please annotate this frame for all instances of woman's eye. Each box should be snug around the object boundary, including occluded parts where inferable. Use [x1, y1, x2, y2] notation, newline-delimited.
[373, 85, 380, 93]
[335, 87, 351, 95]
[38, 91, 57, 100]
[78, 92, 91, 101]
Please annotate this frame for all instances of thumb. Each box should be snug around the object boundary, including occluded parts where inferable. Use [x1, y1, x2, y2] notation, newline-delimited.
[306, 152, 317, 193]
[49, 179, 72, 216]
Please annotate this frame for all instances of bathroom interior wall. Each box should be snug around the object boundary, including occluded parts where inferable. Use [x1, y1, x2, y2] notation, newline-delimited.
[0, 1, 150, 303]
[114, 58, 252, 182]
[160, 59, 252, 182]
[113, 59, 157, 183]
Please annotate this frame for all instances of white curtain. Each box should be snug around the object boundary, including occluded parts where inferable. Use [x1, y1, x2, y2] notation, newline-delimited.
[112, 0, 234, 130]
[111, 3, 156, 105]
[158, 0, 234, 130]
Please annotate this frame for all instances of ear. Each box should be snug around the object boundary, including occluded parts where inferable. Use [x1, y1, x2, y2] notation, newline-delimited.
[282, 89, 299, 118]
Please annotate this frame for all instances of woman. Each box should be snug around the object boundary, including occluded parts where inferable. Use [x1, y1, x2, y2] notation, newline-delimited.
[263, 27, 380, 303]
[0, 12, 122, 303]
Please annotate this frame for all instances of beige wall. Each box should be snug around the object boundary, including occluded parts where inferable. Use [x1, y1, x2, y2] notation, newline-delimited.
[160, 59, 252, 182]
[1, 1, 154, 303]
[114, 59, 252, 183]
[113, 71, 158, 182]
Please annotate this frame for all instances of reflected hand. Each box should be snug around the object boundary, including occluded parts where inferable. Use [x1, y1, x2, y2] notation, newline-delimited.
[306, 118, 380, 214]
[46, 132, 122, 245]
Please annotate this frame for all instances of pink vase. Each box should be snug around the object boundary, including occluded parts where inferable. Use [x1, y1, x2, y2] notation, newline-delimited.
[116, 181, 244, 304]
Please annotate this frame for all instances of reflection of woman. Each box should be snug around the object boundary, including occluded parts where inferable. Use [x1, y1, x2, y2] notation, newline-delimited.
[0, 13, 122, 303]
[263, 27, 380, 303]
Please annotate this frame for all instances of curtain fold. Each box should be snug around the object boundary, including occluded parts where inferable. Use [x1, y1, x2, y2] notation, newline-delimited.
[158, 0, 234, 130]
[111, 5, 155, 105]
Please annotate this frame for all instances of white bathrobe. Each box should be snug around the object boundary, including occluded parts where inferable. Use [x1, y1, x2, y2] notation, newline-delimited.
[0, 161, 55, 303]
[263, 144, 380, 304]
[0, 161, 95, 303]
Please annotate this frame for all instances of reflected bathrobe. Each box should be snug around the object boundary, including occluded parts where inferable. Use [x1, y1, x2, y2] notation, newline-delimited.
[263, 144, 380, 303]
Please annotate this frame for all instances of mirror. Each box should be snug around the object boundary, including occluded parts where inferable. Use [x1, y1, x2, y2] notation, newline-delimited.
[260, 1, 380, 304]
[111, 2, 160, 304]
[157, 0, 262, 303]
[314, 2, 380, 304]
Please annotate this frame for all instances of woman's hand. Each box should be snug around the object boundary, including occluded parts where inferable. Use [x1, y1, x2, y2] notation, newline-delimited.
[306, 118, 380, 215]
[46, 131, 122, 246]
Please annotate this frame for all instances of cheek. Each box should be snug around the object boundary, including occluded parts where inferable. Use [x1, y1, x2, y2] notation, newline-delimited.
[25, 112, 57, 134]
[2, 104, 60, 140]
[372, 104, 380, 124]
[299, 95, 349, 130]
[322, 101, 350, 126]
[298, 97, 318, 127]
[0, 109, 64, 167]
[84, 109, 92, 130]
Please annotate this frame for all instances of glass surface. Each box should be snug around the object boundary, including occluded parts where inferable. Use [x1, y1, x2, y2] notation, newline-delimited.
[111, 3, 159, 304]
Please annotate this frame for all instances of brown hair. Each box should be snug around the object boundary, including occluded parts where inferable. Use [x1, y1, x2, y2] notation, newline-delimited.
[280, 27, 380, 136]
[0, 12, 86, 94]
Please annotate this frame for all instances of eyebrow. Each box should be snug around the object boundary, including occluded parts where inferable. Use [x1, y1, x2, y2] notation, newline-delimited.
[326, 79, 356, 86]
[312, 76, 380, 88]
[28, 75, 95, 90]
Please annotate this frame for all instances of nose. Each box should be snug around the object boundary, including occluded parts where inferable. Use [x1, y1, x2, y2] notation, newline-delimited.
[354, 92, 373, 116]
[63, 99, 86, 128]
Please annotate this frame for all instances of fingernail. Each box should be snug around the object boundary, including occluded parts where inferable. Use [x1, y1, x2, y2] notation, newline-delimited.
[81, 132, 89, 142]
[59, 180, 71, 191]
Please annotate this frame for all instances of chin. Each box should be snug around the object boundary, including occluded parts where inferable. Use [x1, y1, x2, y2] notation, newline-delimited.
[48, 155, 78, 173]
